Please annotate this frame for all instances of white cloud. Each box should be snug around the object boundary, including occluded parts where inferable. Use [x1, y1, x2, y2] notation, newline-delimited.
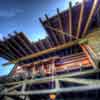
[0, 9, 24, 18]
[68, 0, 83, 3]
[0, 33, 3, 40]
[0, 10, 15, 17]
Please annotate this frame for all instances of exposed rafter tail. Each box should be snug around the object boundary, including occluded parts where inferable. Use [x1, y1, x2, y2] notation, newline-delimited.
[3, 36, 23, 57]
[39, 39, 45, 50]
[0, 43, 17, 60]
[8, 33, 27, 56]
[46, 37, 52, 48]
[17, 32, 33, 54]
[32, 42, 39, 52]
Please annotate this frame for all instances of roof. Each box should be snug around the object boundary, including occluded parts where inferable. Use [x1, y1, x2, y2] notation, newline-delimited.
[0, 0, 100, 65]
[41, 0, 100, 39]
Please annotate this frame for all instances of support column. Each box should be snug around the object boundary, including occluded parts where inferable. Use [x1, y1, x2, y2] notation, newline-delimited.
[20, 83, 26, 99]
[55, 79, 60, 89]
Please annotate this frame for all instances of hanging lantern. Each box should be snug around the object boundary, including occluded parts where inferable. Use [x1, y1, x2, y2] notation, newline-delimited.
[49, 94, 56, 100]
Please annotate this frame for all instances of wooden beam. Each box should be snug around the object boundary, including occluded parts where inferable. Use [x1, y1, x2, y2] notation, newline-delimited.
[82, 0, 98, 37]
[0, 41, 17, 59]
[4, 69, 100, 86]
[8, 34, 27, 56]
[0, 53, 11, 61]
[85, 45, 97, 58]
[68, 2, 73, 54]
[39, 15, 63, 46]
[96, 5, 100, 26]
[39, 18, 54, 47]
[57, 8, 63, 31]
[3, 38, 88, 66]
[16, 32, 33, 54]
[3, 37, 23, 57]
[34, 56, 59, 65]
[60, 77, 100, 85]
[45, 24, 76, 39]
[32, 42, 40, 52]
[4, 84, 22, 93]
[77, 0, 85, 38]
[57, 8, 65, 43]
[17, 51, 85, 68]
[16, 52, 85, 68]
[0, 47, 14, 60]
[80, 45, 97, 68]
[22, 32, 33, 49]
[2, 84, 100, 96]
[38, 40, 45, 50]
[45, 14, 59, 45]
[61, 52, 85, 59]
[68, 2, 72, 36]
[46, 37, 52, 48]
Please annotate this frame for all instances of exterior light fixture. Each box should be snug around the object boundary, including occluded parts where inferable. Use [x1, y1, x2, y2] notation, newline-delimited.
[49, 94, 56, 100]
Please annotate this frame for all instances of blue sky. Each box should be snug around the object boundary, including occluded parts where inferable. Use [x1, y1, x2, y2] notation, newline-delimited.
[0, 0, 82, 76]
